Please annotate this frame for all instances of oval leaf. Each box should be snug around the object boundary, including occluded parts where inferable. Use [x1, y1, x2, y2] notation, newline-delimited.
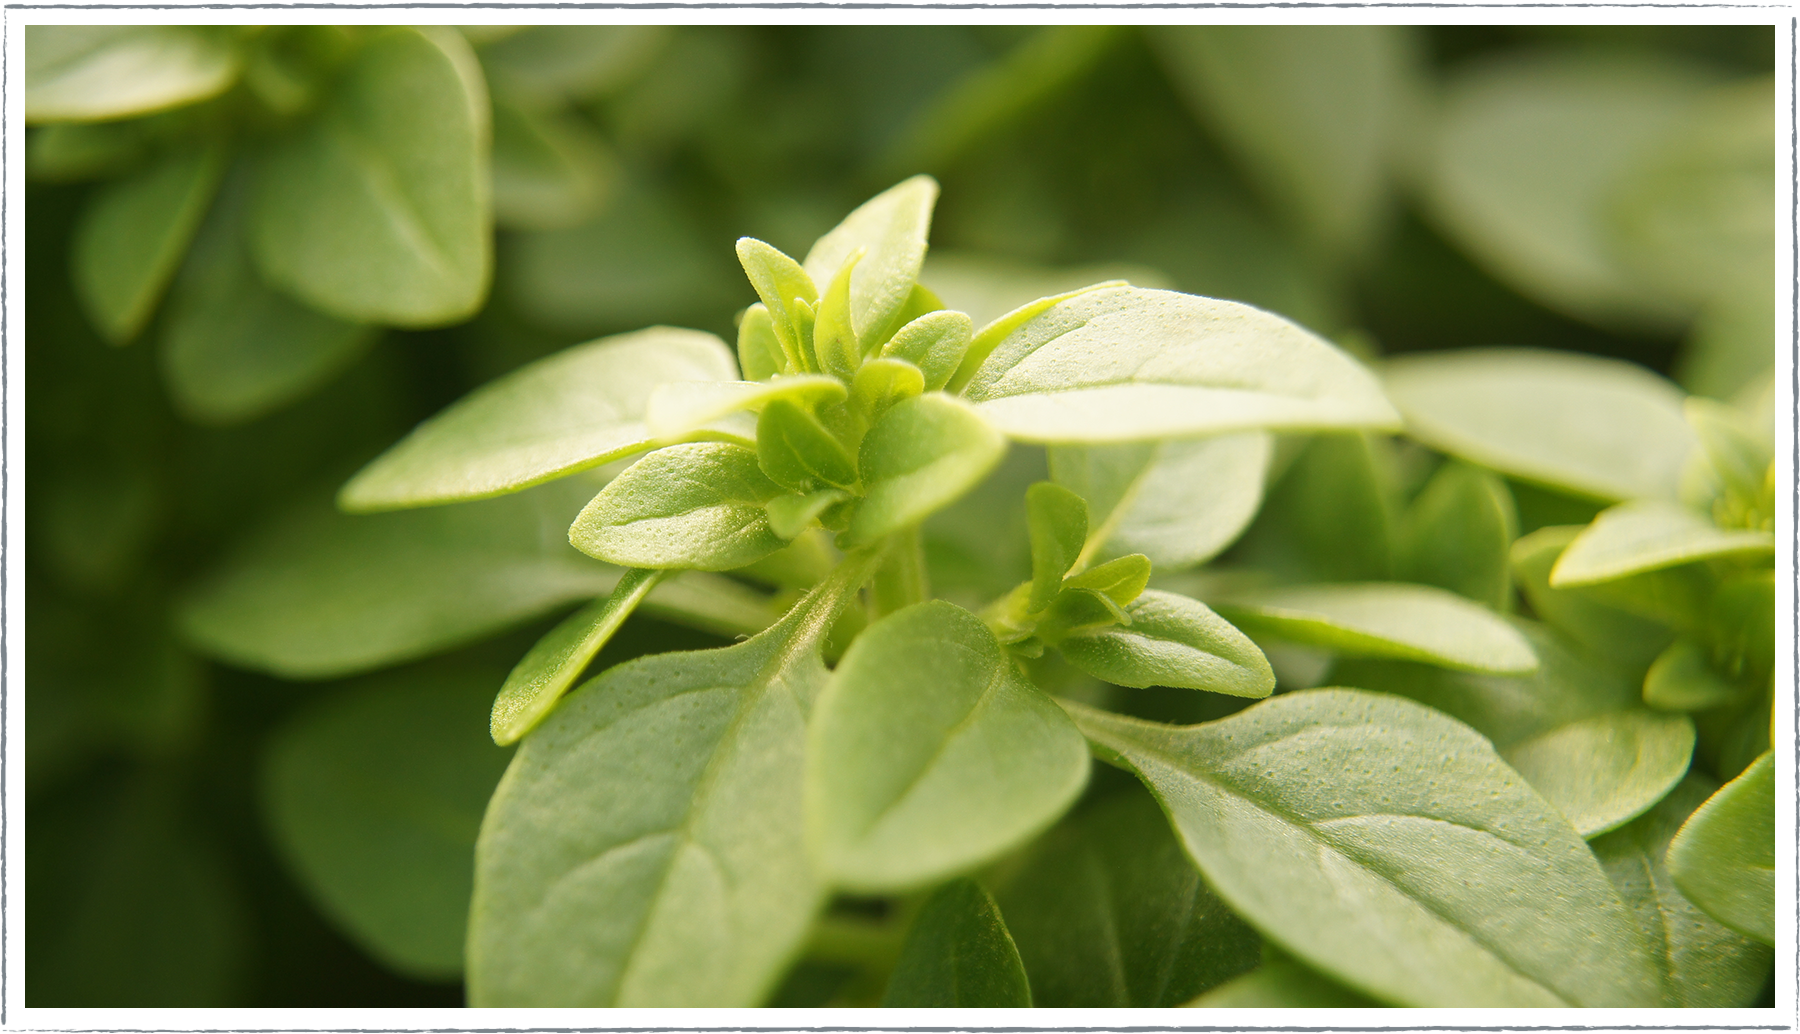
[880, 879, 1031, 1007]
[1383, 347, 1695, 502]
[569, 443, 787, 571]
[1500, 709, 1695, 838]
[251, 27, 491, 326]
[802, 175, 938, 351]
[1067, 690, 1662, 1007]
[807, 600, 1089, 891]
[881, 309, 972, 391]
[1026, 482, 1088, 611]
[1667, 750, 1774, 945]
[962, 285, 1400, 442]
[1057, 589, 1274, 698]
[756, 399, 858, 491]
[1217, 582, 1538, 674]
[1550, 499, 1773, 587]
[341, 328, 738, 511]
[844, 394, 1006, 548]
[27, 25, 241, 122]
[1397, 460, 1517, 610]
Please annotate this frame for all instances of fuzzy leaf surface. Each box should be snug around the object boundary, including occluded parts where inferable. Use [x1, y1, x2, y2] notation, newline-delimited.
[570, 443, 787, 571]
[1667, 750, 1774, 944]
[1057, 590, 1273, 697]
[802, 175, 938, 351]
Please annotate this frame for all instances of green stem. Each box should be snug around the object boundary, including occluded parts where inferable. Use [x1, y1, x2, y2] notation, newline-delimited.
[869, 526, 929, 620]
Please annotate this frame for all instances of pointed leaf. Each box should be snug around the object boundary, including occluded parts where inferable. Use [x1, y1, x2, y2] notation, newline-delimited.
[962, 285, 1400, 442]
[1067, 690, 1662, 1007]
[948, 280, 1125, 393]
[997, 789, 1260, 1007]
[880, 879, 1031, 1007]
[735, 238, 818, 365]
[813, 248, 864, 383]
[1384, 348, 1695, 502]
[843, 394, 1006, 547]
[74, 142, 228, 344]
[570, 443, 787, 571]
[756, 399, 858, 492]
[1217, 582, 1538, 674]
[1062, 554, 1151, 609]
[1550, 499, 1772, 586]
[881, 309, 971, 391]
[1057, 589, 1272, 697]
[1026, 482, 1088, 612]
[807, 601, 1089, 891]
[251, 27, 491, 326]
[341, 328, 738, 511]
[802, 175, 938, 351]
[644, 375, 846, 441]
[1398, 461, 1517, 610]
[1667, 750, 1774, 945]
[27, 25, 241, 122]
[489, 568, 667, 746]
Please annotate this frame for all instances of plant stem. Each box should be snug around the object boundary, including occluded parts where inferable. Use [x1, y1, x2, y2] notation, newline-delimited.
[869, 526, 929, 620]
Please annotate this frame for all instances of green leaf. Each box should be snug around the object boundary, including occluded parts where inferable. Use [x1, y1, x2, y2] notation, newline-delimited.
[947, 280, 1125, 393]
[1591, 775, 1774, 1006]
[74, 142, 228, 345]
[849, 358, 925, 424]
[813, 248, 864, 382]
[764, 490, 849, 541]
[27, 119, 150, 182]
[962, 285, 1400, 442]
[802, 175, 938, 352]
[1421, 50, 1714, 330]
[490, 568, 668, 746]
[1216, 583, 1538, 674]
[756, 400, 858, 492]
[1644, 638, 1747, 712]
[880, 879, 1031, 1007]
[1550, 500, 1772, 586]
[1229, 432, 1396, 582]
[1067, 690, 1662, 1007]
[1050, 432, 1271, 571]
[1383, 347, 1696, 502]
[1667, 750, 1774, 944]
[1151, 26, 1416, 260]
[737, 304, 785, 382]
[340, 328, 737, 512]
[1056, 589, 1273, 697]
[489, 96, 619, 231]
[251, 26, 491, 327]
[468, 551, 881, 1006]
[880, 310, 972, 392]
[570, 443, 788, 571]
[1397, 461, 1517, 610]
[996, 788, 1260, 1006]
[1333, 621, 1695, 839]
[1062, 554, 1151, 609]
[1684, 396, 1773, 530]
[1510, 525, 1672, 670]
[1708, 569, 1774, 686]
[263, 665, 515, 979]
[807, 601, 1088, 891]
[736, 238, 819, 366]
[844, 394, 1006, 548]
[160, 168, 375, 425]
[644, 375, 847, 442]
[1186, 950, 1382, 1008]
[26, 25, 241, 122]
[1026, 482, 1088, 612]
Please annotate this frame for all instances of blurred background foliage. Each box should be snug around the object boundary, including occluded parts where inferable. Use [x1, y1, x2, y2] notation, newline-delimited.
[25, 23, 1774, 1006]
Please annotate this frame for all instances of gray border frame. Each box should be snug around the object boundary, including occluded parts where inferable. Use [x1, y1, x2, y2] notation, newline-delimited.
[7, 4, 1792, 1030]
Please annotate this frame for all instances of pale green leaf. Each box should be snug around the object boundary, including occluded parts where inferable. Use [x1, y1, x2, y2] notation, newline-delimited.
[880, 879, 1031, 1007]
[1384, 347, 1695, 502]
[1026, 482, 1088, 612]
[74, 142, 228, 344]
[880, 310, 972, 392]
[997, 788, 1260, 1007]
[737, 305, 785, 382]
[1667, 750, 1774, 945]
[644, 375, 846, 442]
[807, 600, 1088, 891]
[1644, 638, 1747, 712]
[849, 358, 925, 423]
[813, 249, 863, 382]
[922, 252, 1168, 328]
[948, 281, 1125, 393]
[1683, 396, 1773, 529]
[1057, 590, 1273, 697]
[341, 328, 737, 512]
[1510, 525, 1671, 670]
[490, 568, 667, 746]
[802, 175, 938, 351]
[1592, 775, 1774, 1006]
[251, 27, 491, 327]
[1062, 554, 1151, 608]
[843, 394, 1006, 548]
[1550, 500, 1772, 587]
[569, 443, 787, 571]
[490, 96, 619, 231]
[1187, 951, 1383, 1008]
[1067, 690, 1661, 1007]
[1397, 461, 1517, 610]
[1501, 710, 1695, 838]
[736, 238, 819, 365]
[27, 25, 241, 122]
[263, 666, 514, 979]
[963, 286, 1399, 442]
[1216, 582, 1537, 674]
[1050, 432, 1271, 571]
[468, 552, 881, 1006]
[756, 400, 858, 492]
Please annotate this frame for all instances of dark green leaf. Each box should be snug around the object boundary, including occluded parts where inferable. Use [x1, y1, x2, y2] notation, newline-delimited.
[880, 879, 1031, 1007]
[1217, 582, 1538, 674]
[1026, 482, 1088, 612]
[27, 25, 241, 122]
[757, 399, 858, 491]
[1667, 750, 1774, 944]
[802, 175, 938, 352]
[1186, 950, 1382, 1008]
[1057, 589, 1273, 697]
[570, 443, 788, 571]
[1398, 460, 1517, 609]
[1230, 432, 1395, 582]
[478, 25, 669, 105]
[843, 394, 1006, 548]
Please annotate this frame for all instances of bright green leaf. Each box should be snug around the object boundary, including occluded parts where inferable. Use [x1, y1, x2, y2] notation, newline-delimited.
[1384, 347, 1696, 502]
[813, 248, 864, 382]
[736, 237, 819, 365]
[997, 788, 1260, 1007]
[251, 26, 491, 327]
[764, 490, 849, 542]
[342, 328, 737, 511]
[756, 400, 858, 492]
[963, 285, 1400, 442]
[807, 600, 1089, 891]
[1683, 395, 1774, 530]
[880, 879, 1031, 1007]
[1062, 554, 1151, 609]
[880, 309, 972, 391]
[1186, 950, 1383, 1008]
[1056, 589, 1273, 697]
[569, 443, 788, 571]
[1550, 500, 1772, 586]
[1217, 582, 1538, 674]
[1667, 751, 1774, 944]
[27, 25, 241, 122]
[263, 666, 514, 979]
[802, 175, 938, 352]
[489, 568, 667, 746]
[1067, 690, 1662, 1007]
[849, 358, 925, 424]
[74, 142, 228, 345]
[737, 304, 785, 382]
[644, 375, 847, 442]
[844, 394, 1006, 548]
[1026, 482, 1088, 612]
[948, 280, 1125, 393]
[1398, 461, 1517, 609]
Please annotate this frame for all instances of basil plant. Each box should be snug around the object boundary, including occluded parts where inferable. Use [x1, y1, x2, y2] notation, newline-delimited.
[204, 176, 1772, 1009]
